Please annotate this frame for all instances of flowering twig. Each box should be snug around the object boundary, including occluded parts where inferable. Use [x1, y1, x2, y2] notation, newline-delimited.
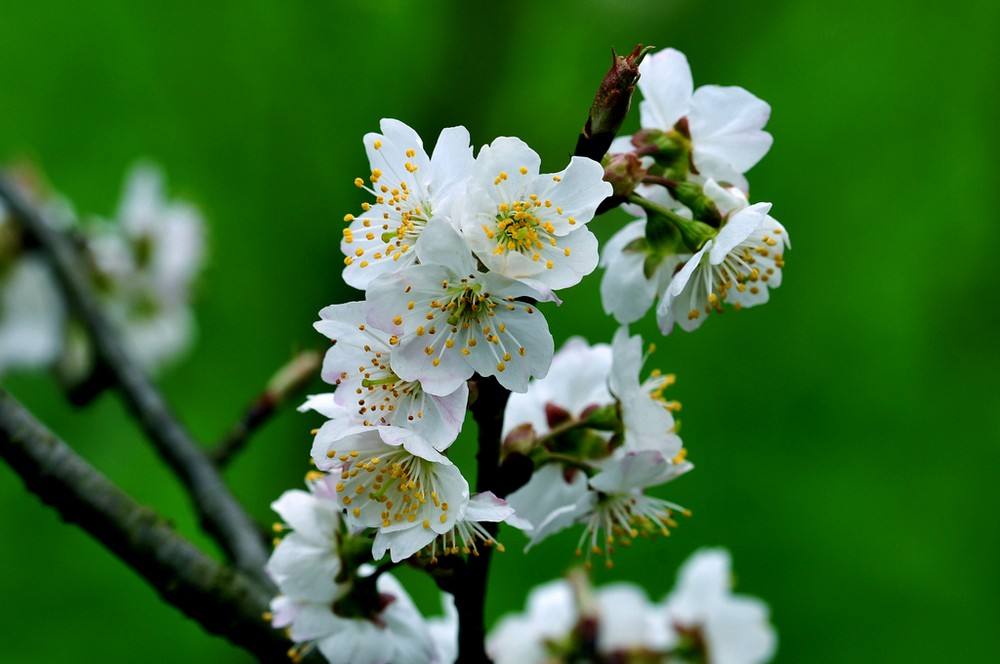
[0, 177, 270, 584]
[0, 388, 308, 661]
[211, 349, 321, 468]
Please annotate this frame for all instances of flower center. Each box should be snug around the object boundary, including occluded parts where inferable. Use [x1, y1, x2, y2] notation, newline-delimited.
[329, 447, 450, 529]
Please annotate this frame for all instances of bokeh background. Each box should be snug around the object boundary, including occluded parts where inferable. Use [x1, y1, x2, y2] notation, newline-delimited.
[2, 0, 998, 661]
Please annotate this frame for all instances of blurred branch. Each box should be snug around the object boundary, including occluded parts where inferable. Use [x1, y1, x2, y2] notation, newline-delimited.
[0, 177, 270, 585]
[211, 350, 321, 468]
[0, 388, 301, 661]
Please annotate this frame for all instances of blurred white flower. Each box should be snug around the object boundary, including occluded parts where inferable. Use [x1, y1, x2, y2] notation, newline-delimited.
[342, 119, 474, 291]
[487, 577, 671, 663]
[487, 579, 577, 664]
[427, 593, 458, 664]
[311, 300, 468, 450]
[87, 163, 205, 371]
[656, 182, 788, 334]
[0, 255, 65, 374]
[615, 47, 772, 192]
[459, 137, 611, 296]
[366, 220, 554, 395]
[662, 548, 777, 664]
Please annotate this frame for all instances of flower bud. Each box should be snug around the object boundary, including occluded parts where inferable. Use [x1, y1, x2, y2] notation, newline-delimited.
[575, 44, 653, 161]
[602, 152, 646, 198]
[503, 422, 537, 456]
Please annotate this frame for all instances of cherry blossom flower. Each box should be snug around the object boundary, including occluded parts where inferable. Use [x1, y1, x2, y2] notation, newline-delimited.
[86, 164, 205, 370]
[656, 182, 788, 334]
[615, 48, 772, 192]
[487, 579, 577, 664]
[599, 188, 691, 325]
[310, 424, 470, 562]
[341, 119, 474, 290]
[366, 219, 554, 395]
[662, 548, 777, 664]
[459, 137, 611, 295]
[312, 300, 468, 450]
[0, 254, 65, 374]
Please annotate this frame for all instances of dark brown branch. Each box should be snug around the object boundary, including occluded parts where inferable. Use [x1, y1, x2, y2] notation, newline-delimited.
[0, 388, 296, 662]
[211, 350, 321, 468]
[0, 177, 270, 585]
[453, 376, 510, 663]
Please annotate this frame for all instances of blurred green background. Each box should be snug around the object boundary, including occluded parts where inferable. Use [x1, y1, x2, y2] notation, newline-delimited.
[2, 0, 998, 661]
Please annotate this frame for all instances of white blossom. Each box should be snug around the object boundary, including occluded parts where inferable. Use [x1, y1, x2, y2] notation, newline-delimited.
[312, 300, 468, 450]
[266, 474, 348, 603]
[599, 188, 690, 325]
[87, 164, 205, 371]
[427, 594, 458, 664]
[0, 254, 65, 374]
[310, 424, 470, 562]
[341, 119, 473, 290]
[579, 451, 691, 563]
[656, 182, 788, 334]
[609, 327, 682, 456]
[487, 579, 577, 664]
[615, 48, 772, 192]
[366, 219, 554, 395]
[459, 137, 611, 295]
[662, 548, 777, 664]
[487, 578, 670, 663]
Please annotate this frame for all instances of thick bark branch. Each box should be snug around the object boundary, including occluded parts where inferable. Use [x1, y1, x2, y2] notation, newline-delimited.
[0, 177, 269, 584]
[211, 350, 321, 468]
[0, 388, 296, 661]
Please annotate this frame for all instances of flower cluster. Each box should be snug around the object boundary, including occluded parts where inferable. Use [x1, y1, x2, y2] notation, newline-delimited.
[503, 329, 689, 568]
[272, 45, 784, 664]
[601, 48, 790, 334]
[0, 163, 206, 379]
[486, 549, 776, 664]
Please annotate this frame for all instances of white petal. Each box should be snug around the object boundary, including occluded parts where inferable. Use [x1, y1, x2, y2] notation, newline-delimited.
[266, 534, 342, 603]
[590, 451, 668, 493]
[474, 137, 542, 181]
[414, 218, 477, 275]
[637, 48, 693, 128]
[710, 203, 771, 264]
[690, 85, 772, 175]
[271, 489, 340, 543]
[462, 491, 515, 523]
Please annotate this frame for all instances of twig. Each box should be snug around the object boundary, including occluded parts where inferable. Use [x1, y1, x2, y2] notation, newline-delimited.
[0, 388, 299, 662]
[0, 177, 270, 585]
[211, 350, 321, 468]
[454, 376, 511, 663]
